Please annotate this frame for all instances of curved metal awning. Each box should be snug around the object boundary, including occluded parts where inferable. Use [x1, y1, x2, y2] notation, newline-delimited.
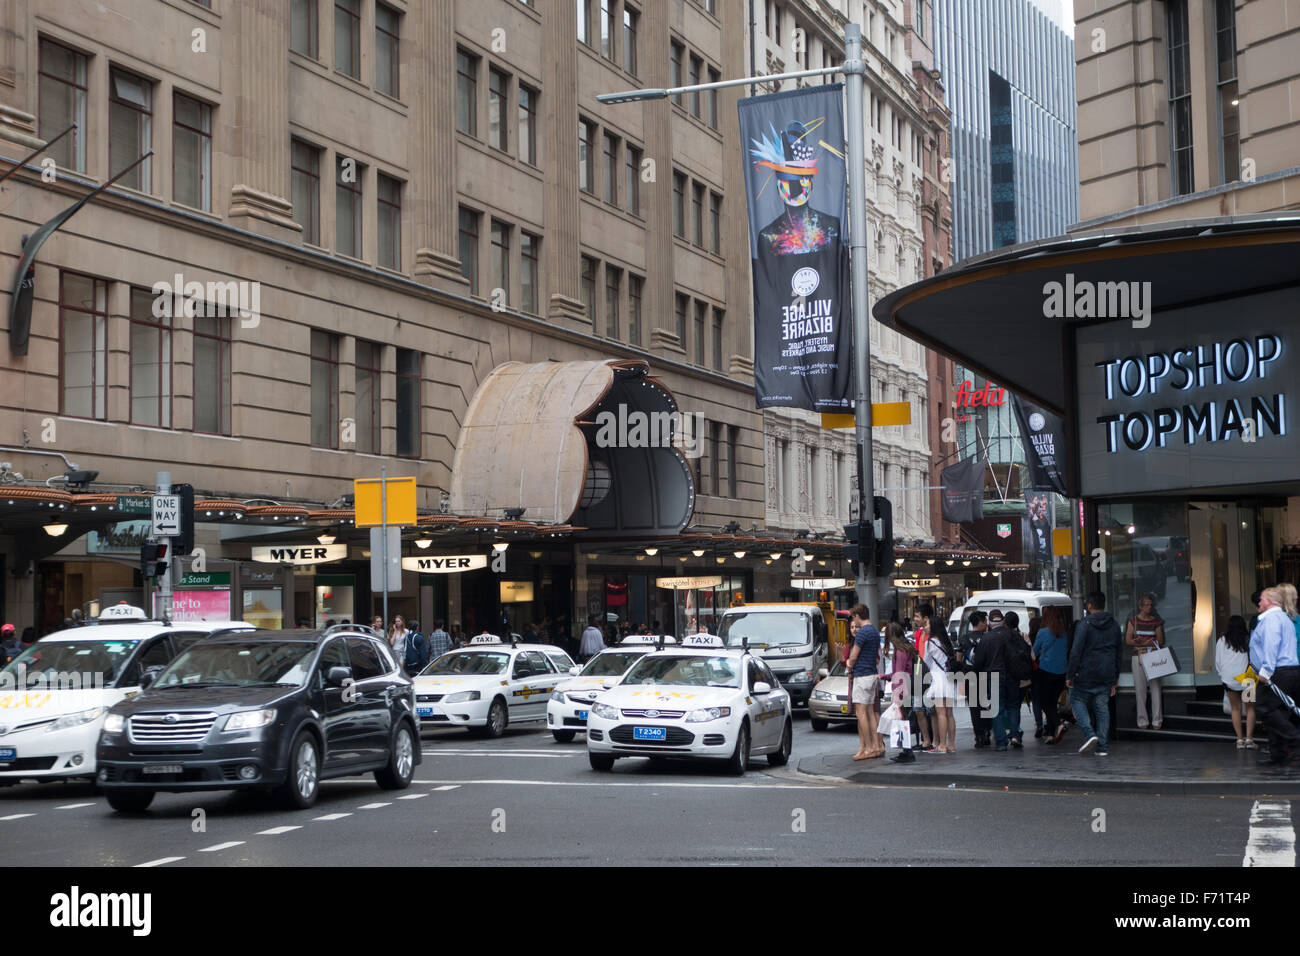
[873, 214, 1300, 416]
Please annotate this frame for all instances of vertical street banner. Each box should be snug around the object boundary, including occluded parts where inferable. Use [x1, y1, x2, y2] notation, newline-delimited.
[739, 85, 852, 412]
[1023, 490, 1052, 565]
[940, 456, 986, 524]
[1010, 394, 1072, 496]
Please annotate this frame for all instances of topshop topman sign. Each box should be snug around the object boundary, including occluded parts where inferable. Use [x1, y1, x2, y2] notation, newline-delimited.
[1076, 287, 1297, 497]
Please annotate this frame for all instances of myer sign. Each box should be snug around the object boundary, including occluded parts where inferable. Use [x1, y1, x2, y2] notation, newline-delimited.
[251, 543, 348, 565]
[1076, 287, 1297, 497]
[401, 554, 488, 573]
[894, 577, 940, 589]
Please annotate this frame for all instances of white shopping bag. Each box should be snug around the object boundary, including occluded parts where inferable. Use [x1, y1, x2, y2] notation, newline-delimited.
[890, 721, 913, 750]
[1139, 647, 1177, 681]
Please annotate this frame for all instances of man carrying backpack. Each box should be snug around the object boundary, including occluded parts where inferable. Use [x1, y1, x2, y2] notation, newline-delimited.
[958, 611, 992, 747]
[1067, 592, 1125, 756]
[1000, 611, 1035, 749]
[403, 619, 428, 676]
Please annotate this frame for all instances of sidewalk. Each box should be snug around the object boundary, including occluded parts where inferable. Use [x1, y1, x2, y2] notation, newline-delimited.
[797, 729, 1300, 796]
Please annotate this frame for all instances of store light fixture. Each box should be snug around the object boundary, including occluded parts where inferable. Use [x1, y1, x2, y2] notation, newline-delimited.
[734, 550, 746, 558]
[979, 571, 988, 578]
[492, 542, 509, 552]
[895, 557, 905, 566]
[679, 556, 688, 562]
[693, 549, 706, 557]
[317, 532, 336, 545]
[962, 560, 971, 566]
[716, 556, 726, 564]
[44, 522, 68, 537]
[645, 547, 659, 556]
[945, 559, 954, 566]
[764, 559, 773, 565]
[769, 552, 781, 560]
[636, 555, 646, 561]
[926, 558, 935, 565]
[529, 551, 543, 559]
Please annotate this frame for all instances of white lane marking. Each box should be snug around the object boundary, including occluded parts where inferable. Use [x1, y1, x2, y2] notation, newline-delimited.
[0, 813, 35, 821]
[1244, 800, 1296, 867]
[432, 785, 460, 791]
[412, 779, 831, 790]
[55, 803, 97, 810]
[199, 841, 245, 853]
[424, 751, 575, 758]
[135, 856, 184, 868]
[313, 813, 352, 821]
[257, 825, 302, 835]
[397, 793, 428, 800]
[358, 802, 391, 810]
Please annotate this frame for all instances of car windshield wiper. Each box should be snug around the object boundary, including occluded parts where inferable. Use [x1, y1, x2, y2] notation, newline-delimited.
[153, 681, 244, 689]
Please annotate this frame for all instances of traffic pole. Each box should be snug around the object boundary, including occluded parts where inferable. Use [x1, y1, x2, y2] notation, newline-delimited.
[381, 465, 389, 634]
[155, 471, 173, 623]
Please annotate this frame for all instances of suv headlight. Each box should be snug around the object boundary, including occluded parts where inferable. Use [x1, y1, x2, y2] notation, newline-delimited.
[590, 702, 620, 720]
[443, 691, 481, 703]
[550, 690, 566, 703]
[103, 712, 125, 734]
[223, 709, 277, 732]
[685, 706, 732, 723]
[48, 707, 105, 732]
[811, 689, 833, 701]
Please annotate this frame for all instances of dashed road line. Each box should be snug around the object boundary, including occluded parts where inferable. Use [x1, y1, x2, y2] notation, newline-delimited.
[257, 825, 302, 835]
[55, 803, 97, 810]
[199, 841, 246, 853]
[397, 792, 428, 800]
[357, 802, 391, 809]
[0, 813, 36, 821]
[135, 856, 185, 868]
[432, 785, 460, 791]
[313, 813, 352, 821]
[1244, 800, 1295, 867]
[413, 778, 831, 790]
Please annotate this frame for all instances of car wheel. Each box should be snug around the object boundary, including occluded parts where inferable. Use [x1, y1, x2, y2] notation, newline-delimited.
[725, 721, 750, 776]
[375, 721, 416, 790]
[589, 753, 615, 772]
[767, 720, 792, 767]
[276, 731, 321, 810]
[105, 789, 155, 813]
[484, 698, 508, 739]
[810, 717, 828, 732]
[552, 730, 577, 743]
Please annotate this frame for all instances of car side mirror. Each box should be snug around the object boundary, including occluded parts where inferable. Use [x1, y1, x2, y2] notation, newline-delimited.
[326, 666, 352, 688]
[569, 665, 581, 676]
[753, 681, 772, 695]
[600, 678, 617, 690]
[817, 667, 829, 680]
[139, 666, 164, 689]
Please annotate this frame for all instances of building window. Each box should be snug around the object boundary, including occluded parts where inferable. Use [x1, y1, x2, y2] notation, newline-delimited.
[38, 39, 87, 173]
[291, 0, 318, 58]
[623, 6, 639, 76]
[600, 0, 616, 60]
[488, 68, 508, 152]
[192, 314, 232, 436]
[310, 329, 339, 448]
[335, 155, 362, 258]
[1166, 0, 1193, 196]
[672, 171, 686, 237]
[688, 54, 702, 118]
[59, 272, 107, 420]
[396, 348, 421, 458]
[605, 265, 621, 339]
[774, 3, 782, 44]
[109, 68, 151, 191]
[456, 49, 478, 136]
[628, 274, 643, 346]
[458, 206, 480, 294]
[694, 300, 706, 366]
[291, 139, 321, 245]
[709, 191, 722, 254]
[692, 182, 705, 246]
[707, 67, 720, 128]
[375, 3, 400, 97]
[712, 307, 723, 370]
[626, 144, 642, 214]
[577, 0, 591, 46]
[603, 132, 619, 204]
[670, 40, 684, 106]
[580, 256, 598, 323]
[521, 232, 540, 315]
[334, 0, 361, 78]
[1215, 0, 1239, 184]
[916, 0, 926, 40]
[129, 287, 172, 428]
[518, 84, 538, 165]
[579, 118, 595, 193]
[710, 421, 722, 496]
[354, 339, 381, 454]
[377, 173, 402, 270]
[490, 219, 511, 303]
[173, 93, 212, 211]
[675, 293, 688, 344]
[727, 424, 738, 498]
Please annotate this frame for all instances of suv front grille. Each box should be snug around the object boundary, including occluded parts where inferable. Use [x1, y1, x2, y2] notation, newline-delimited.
[609, 725, 695, 746]
[129, 713, 219, 744]
[620, 709, 685, 719]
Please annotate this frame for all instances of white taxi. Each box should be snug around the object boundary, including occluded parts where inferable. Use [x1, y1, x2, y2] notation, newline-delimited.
[585, 635, 793, 775]
[546, 635, 675, 742]
[413, 635, 574, 738]
[0, 606, 252, 784]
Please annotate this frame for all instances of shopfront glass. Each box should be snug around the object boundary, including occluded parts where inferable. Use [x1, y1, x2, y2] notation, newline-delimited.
[242, 587, 283, 629]
[315, 574, 355, 627]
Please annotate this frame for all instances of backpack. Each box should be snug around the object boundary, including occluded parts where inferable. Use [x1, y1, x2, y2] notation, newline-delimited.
[404, 631, 427, 671]
[1005, 631, 1034, 683]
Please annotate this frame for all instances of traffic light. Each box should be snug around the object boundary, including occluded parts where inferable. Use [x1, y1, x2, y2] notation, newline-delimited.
[872, 495, 894, 577]
[843, 521, 873, 570]
[174, 483, 195, 557]
[140, 542, 168, 579]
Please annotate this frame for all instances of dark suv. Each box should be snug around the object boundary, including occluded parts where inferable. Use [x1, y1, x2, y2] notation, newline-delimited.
[96, 625, 420, 812]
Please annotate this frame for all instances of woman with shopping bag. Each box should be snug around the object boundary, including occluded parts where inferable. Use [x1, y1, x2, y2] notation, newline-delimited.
[1216, 615, 1256, 749]
[1125, 593, 1168, 730]
[880, 623, 917, 763]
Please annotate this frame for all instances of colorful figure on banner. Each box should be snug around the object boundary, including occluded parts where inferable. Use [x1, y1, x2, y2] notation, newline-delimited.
[750, 120, 841, 256]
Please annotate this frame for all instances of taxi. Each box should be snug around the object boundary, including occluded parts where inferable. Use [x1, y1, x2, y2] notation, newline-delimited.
[545, 635, 675, 742]
[585, 634, 793, 775]
[0, 605, 252, 784]
[412, 635, 572, 738]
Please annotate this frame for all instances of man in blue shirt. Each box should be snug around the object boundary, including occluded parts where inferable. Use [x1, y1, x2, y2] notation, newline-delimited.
[1250, 586, 1300, 765]
[844, 603, 881, 761]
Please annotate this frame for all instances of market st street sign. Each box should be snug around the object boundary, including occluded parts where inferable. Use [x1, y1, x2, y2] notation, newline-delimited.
[401, 554, 489, 573]
[251, 544, 348, 565]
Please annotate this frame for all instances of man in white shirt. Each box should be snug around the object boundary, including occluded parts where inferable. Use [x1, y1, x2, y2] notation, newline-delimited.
[579, 615, 606, 662]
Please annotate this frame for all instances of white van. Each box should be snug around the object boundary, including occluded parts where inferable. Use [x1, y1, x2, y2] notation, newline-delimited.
[953, 589, 1077, 641]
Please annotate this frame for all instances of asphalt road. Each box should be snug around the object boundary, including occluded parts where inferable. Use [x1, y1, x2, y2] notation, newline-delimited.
[0, 713, 1281, 867]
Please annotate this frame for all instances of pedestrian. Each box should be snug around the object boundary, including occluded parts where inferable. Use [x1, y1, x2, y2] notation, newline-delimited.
[579, 615, 606, 663]
[403, 619, 427, 675]
[959, 610, 993, 748]
[910, 606, 935, 751]
[19, 626, 35, 648]
[1216, 614, 1256, 749]
[1027, 613, 1044, 738]
[845, 603, 881, 760]
[426, 619, 451, 661]
[0, 624, 20, 665]
[1250, 586, 1300, 766]
[389, 614, 410, 668]
[1280, 584, 1300, 655]
[371, 614, 384, 636]
[972, 610, 1012, 749]
[1067, 591, 1124, 756]
[449, 622, 464, 648]
[1248, 590, 1262, 633]
[883, 622, 917, 763]
[1125, 592, 1166, 730]
[70, 609, 84, 627]
[1033, 606, 1069, 744]
[921, 605, 957, 753]
[1002, 611, 1033, 748]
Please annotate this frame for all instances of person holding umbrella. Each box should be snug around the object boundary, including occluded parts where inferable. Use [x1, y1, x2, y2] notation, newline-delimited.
[1250, 586, 1300, 766]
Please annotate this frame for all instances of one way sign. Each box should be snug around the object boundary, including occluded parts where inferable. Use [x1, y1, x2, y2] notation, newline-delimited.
[152, 494, 181, 537]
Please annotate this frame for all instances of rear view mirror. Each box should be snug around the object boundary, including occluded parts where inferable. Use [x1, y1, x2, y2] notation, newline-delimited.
[326, 666, 352, 687]
[139, 666, 164, 689]
[600, 678, 617, 690]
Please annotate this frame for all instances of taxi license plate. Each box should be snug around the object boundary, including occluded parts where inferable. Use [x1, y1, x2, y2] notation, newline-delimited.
[633, 726, 666, 742]
[840, 704, 849, 714]
[0, 747, 15, 763]
[417, 706, 434, 717]
[576, 710, 588, 721]
[142, 765, 183, 775]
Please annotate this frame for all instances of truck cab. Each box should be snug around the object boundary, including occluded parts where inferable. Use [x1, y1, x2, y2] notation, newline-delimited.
[716, 603, 837, 707]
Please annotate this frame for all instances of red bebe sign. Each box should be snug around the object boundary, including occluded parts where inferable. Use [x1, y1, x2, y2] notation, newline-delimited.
[956, 381, 1007, 408]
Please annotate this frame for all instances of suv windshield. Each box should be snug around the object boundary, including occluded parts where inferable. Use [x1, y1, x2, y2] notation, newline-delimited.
[155, 641, 317, 688]
[423, 652, 509, 676]
[580, 651, 644, 677]
[718, 611, 812, 649]
[0, 640, 140, 688]
[622, 654, 740, 688]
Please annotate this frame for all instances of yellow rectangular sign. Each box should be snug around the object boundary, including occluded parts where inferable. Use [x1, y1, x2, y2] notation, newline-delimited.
[820, 413, 856, 430]
[820, 403, 912, 430]
[1052, 528, 1074, 556]
[354, 477, 417, 527]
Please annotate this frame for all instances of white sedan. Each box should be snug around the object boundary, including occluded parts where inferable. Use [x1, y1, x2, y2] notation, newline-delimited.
[585, 638, 793, 775]
[546, 637, 672, 742]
